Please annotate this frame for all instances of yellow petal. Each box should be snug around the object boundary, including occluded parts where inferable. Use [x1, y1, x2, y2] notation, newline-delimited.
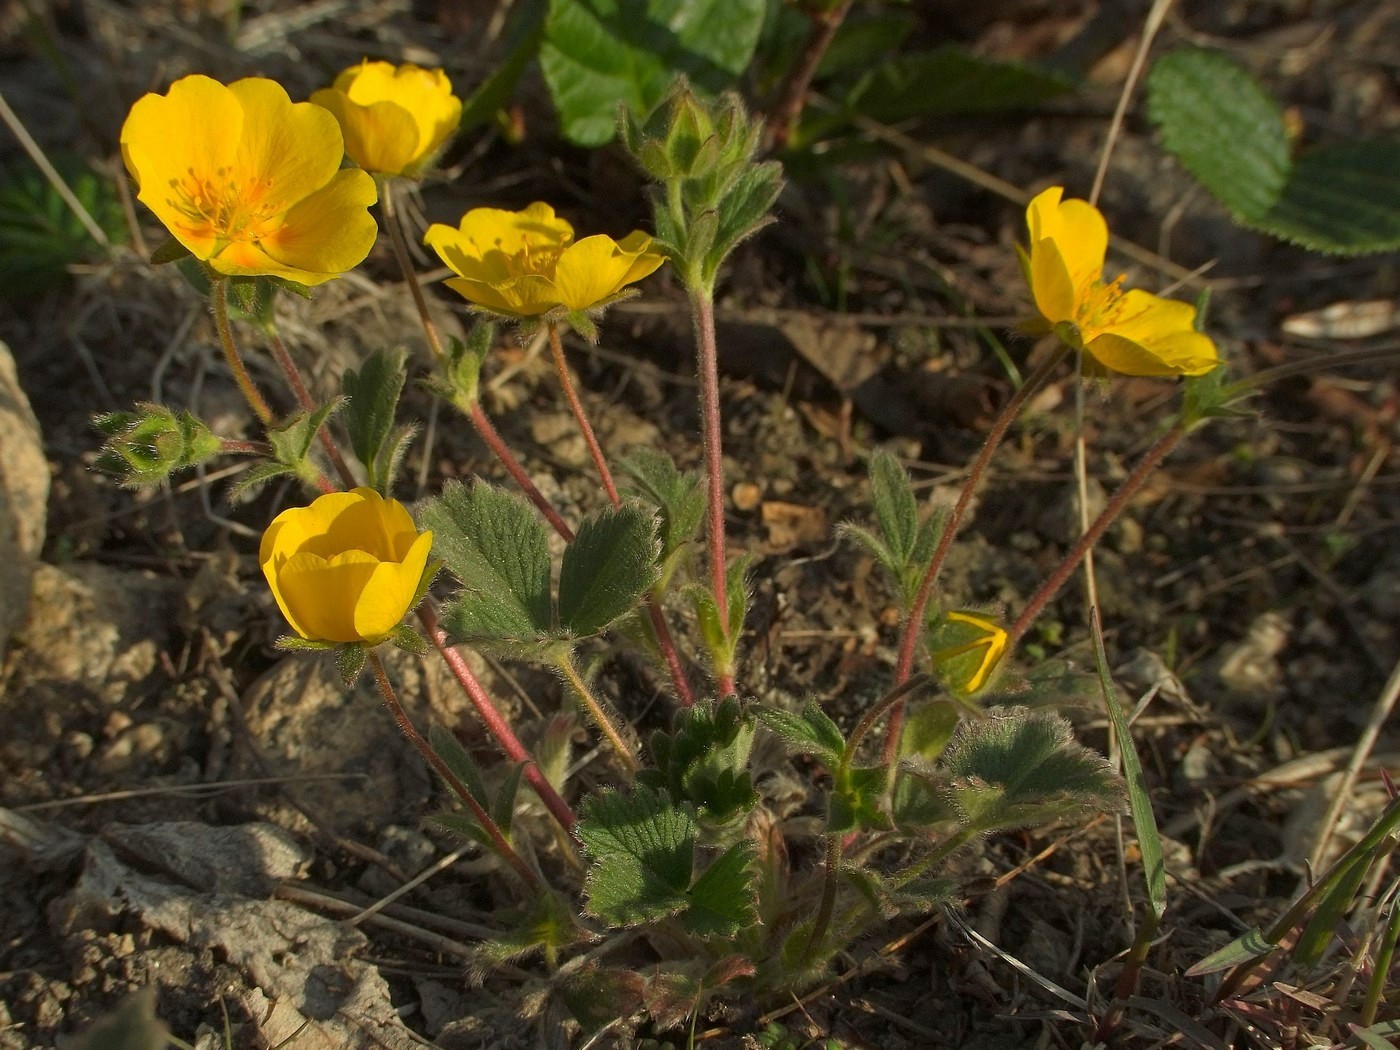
[252, 168, 378, 283]
[336, 62, 460, 174]
[1029, 237, 1077, 325]
[227, 78, 345, 206]
[424, 223, 514, 284]
[1026, 187, 1106, 291]
[120, 75, 244, 258]
[352, 530, 434, 639]
[1085, 288, 1219, 376]
[277, 549, 381, 642]
[552, 235, 646, 310]
[442, 275, 558, 316]
[311, 88, 421, 176]
[615, 230, 667, 286]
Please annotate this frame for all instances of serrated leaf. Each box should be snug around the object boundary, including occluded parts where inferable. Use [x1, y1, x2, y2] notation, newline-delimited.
[935, 710, 1125, 834]
[681, 840, 756, 936]
[493, 761, 527, 836]
[869, 449, 918, 564]
[641, 696, 757, 828]
[1255, 140, 1400, 254]
[557, 503, 661, 637]
[1146, 48, 1290, 222]
[540, 0, 766, 146]
[335, 643, 366, 687]
[619, 448, 704, 566]
[579, 786, 695, 926]
[557, 963, 646, 1035]
[428, 724, 489, 807]
[343, 348, 408, 490]
[755, 701, 845, 765]
[420, 481, 553, 643]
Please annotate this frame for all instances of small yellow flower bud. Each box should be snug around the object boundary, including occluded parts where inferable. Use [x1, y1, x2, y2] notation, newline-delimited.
[311, 61, 462, 179]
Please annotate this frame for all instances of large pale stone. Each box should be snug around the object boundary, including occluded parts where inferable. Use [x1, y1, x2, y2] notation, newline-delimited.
[0, 340, 47, 656]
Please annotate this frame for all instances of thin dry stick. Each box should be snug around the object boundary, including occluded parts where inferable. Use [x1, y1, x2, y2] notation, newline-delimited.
[1089, 0, 1176, 207]
[0, 88, 110, 247]
[1309, 655, 1400, 870]
[367, 651, 541, 889]
[767, 0, 855, 150]
[380, 179, 446, 360]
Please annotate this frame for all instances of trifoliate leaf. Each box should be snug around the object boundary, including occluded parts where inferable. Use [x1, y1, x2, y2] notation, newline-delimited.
[680, 840, 757, 936]
[557, 503, 661, 638]
[579, 786, 695, 926]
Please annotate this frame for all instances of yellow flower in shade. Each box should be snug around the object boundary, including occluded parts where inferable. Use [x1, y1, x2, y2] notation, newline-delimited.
[423, 201, 666, 318]
[929, 610, 1009, 696]
[120, 75, 378, 286]
[311, 61, 461, 178]
[260, 488, 434, 644]
[1025, 187, 1219, 377]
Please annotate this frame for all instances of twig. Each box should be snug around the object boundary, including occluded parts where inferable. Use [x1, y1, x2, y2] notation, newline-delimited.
[0, 87, 110, 247]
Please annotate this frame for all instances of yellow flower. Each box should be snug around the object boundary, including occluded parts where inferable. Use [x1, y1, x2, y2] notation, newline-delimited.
[120, 75, 378, 286]
[929, 610, 1008, 696]
[260, 488, 433, 644]
[423, 201, 665, 318]
[311, 61, 461, 178]
[1025, 187, 1218, 377]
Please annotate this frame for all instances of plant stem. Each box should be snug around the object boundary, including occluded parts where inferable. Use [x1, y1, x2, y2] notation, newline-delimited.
[555, 650, 640, 775]
[843, 674, 930, 771]
[209, 281, 275, 426]
[767, 0, 855, 150]
[1007, 422, 1187, 649]
[547, 322, 620, 505]
[881, 346, 1068, 761]
[470, 400, 576, 540]
[801, 834, 842, 968]
[691, 290, 735, 697]
[544, 323, 696, 706]
[419, 604, 578, 835]
[367, 651, 541, 890]
[218, 439, 271, 457]
[380, 179, 446, 360]
[266, 327, 358, 490]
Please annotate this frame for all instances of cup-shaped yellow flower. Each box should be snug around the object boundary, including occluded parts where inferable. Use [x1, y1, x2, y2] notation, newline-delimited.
[423, 201, 666, 318]
[260, 488, 433, 644]
[311, 61, 461, 179]
[120, 75, 378, 286]
[1024, 187, 1219, 377]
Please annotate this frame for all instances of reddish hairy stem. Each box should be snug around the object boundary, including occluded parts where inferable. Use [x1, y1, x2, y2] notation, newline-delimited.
[768, 0, 855, 150]
[881, 348, 1068, 760]
[469, 401, 576, 540]
[419, 604, 578, 835]
[692, 292, 735, 697]
[1007, 423, 1187, 648]
[547, 323, 620, 504]
[367, 651, 542, 888]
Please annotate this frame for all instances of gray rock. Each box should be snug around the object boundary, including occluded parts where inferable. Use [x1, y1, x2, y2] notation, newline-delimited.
[0, 340, 48, 657]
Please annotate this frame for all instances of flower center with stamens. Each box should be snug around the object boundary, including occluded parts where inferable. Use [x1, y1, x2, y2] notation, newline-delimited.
[166, 166, 284, 245]
[1075, 274, 1131, 341]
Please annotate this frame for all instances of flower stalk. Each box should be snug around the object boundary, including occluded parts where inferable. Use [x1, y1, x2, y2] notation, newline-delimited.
[266, 327, 357, 489]
[368, 651, 541, 889]
[209, 281, 276, 427]
[555, 650, 641, 776]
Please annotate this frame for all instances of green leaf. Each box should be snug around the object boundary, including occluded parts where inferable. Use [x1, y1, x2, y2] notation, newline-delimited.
[1091, 614, 1165, 920]
[557, 503, 661, 637]
[815, 11, 917, 78]
[1254, 139, 1400, 254]
[228, 461, 299, 502]
[828, 764, 889, 834]
[149, 236, 192, 265]
[1183, 927, 1275, 977]
[420, 481, 554, 644]
[493, 762, 527, 838]
[869, 449, 918, 565]
[1146, 48, 1290, 222]
[836, 45, 1073, 128]
[842, 866, 955, 920]
[579, 786, 695, 926]
[755, 700, 845, 766]
[266, 397, 345, 468]
[618, 448, 705, 570]
[681, 840, 757, 936]
[540, 0, 766, 146]
[557, 963, 646, 1036]
[933, 710, 1124, 834]
[426, 810, 494, 851]
[335, 643, 366, 687]
[638, 696, 757, 830]
[343, 348, 408, 491]
[428, 724, 490, 807]
[458, 0, 546, 132]
[1294, 846, 1376, 972]
[389, 623, 429, 656]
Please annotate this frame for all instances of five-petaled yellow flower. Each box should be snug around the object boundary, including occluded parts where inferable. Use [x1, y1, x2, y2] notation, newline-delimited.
[260, 488, 434, 644]
[423, 201, 665, 318]
[1025, 187, 1218, 377]
[120, 75, 378, 286]
[311, 61, 461, 179]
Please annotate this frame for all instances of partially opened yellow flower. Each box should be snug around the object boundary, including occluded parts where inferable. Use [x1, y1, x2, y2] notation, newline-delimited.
[1024, 187, 1218, 377]
[423, 201, 665, 318]
[120, 75, 378, 286]
[929, 610, 1009, 696]
[311, 61, 461, 178]
[260, 488, 434, 644]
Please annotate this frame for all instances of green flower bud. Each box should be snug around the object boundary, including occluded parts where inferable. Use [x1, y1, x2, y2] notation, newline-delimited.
[93, 404, 222, 487]
[926, 609, 1009, 696]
